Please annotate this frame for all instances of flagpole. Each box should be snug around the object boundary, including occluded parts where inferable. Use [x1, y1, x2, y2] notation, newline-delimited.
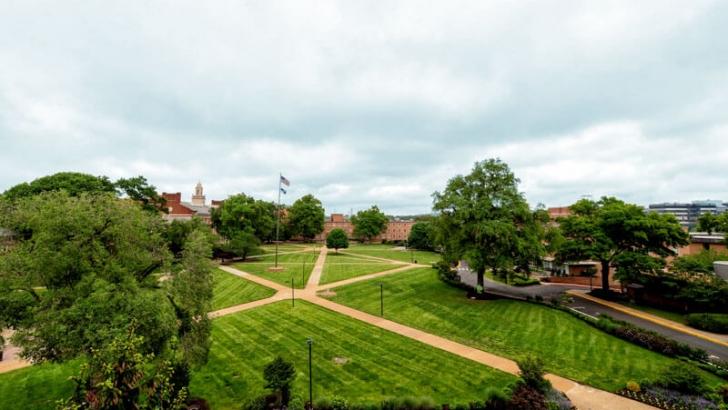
[275, 172, 281, 268]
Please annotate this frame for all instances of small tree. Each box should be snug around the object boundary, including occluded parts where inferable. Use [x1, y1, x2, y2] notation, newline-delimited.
[263, 356, 296, 407]
[326, 228, 349, 253]
[407, 222, 434, 251]
[223, 230, 261, 261]
[351, 206, 388, 242]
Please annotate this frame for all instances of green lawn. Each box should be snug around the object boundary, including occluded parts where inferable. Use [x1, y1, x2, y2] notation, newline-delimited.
[328, 267, 724, 392]
[343, 245, 441, 265]
[0, 360, 78, 409]
[260, 243, 310, 254]
[320, 252, 401, 285]
[234, 252, 319, 288]
[212, 268, 276, 311]
[190, 301, 516, 409]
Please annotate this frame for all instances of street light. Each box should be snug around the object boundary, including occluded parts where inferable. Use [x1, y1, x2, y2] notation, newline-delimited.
[302, 261, 306, 287]
[379, 283, 384, 317]
[291, 278, 295, 307]
[307, 338, 313, 409]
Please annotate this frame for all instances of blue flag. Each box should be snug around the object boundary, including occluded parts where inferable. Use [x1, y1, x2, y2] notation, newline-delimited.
[280, 187, 287, 194]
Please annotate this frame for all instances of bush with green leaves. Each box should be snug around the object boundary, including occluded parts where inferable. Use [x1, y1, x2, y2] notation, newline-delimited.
[517, 356, 551, 393]
[264, 356, 296, 407]
[686, 313, 728, 334]
[656, 363, 707, 395]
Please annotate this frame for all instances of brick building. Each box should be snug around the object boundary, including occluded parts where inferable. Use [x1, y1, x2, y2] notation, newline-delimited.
[315, 213, 415, 242]
[162, 182, 220, 224]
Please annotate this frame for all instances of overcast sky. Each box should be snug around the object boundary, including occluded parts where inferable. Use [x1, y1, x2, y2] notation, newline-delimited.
[2, 1, 727, 215]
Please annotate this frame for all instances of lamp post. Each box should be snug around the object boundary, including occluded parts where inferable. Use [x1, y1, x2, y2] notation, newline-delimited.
[291, 278, 295, 307]
[379, 283, 384, 317]
[307, 338, 313, 409]
[302, 261, 306, 287]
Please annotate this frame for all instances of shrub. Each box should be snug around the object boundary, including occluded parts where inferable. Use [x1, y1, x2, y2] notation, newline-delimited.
[263, 356, 296, 407]
[626, 381, 641, 393]
[593, 316, 708, 362]
[508, 384, 547, 410]
[657, 363, 706, 395]
[380, 396, 436, 410]
[482, 388, 509, 410]
[686, 313, 728, 334]
[517, 356, 551, 393]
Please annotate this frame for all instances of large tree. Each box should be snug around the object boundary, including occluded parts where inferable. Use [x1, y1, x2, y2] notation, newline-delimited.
[287, 194, 325, 241]
[432, 159, 543, 288]
[351, 206, 388, 242]
[556, 197, 688, 291]
[0, 191, 212, 406]
[211, 193, 276, 242]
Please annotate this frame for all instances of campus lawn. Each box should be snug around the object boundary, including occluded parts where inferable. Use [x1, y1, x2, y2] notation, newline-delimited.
[344, 245, 441, 265]
[0, 360, 78, 409]
[234, 251, 319, 288]
[190, 301, 516, 409]
[212, 268, 276, 311]
[328, 267, 725, 392]
[320, 252, 401, 285]
[260, 243, 310, 253]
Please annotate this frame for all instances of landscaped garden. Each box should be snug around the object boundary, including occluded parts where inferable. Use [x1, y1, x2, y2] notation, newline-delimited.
[211, 268, 276, 310]
[320, 252, 401, 284]
[327, 267, 725, 392]
[234, 251, 319, 288]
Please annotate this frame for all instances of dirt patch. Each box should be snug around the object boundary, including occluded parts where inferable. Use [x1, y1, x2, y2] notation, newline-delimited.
[333, 356, 349, 365]
[318, 289, 337, 298]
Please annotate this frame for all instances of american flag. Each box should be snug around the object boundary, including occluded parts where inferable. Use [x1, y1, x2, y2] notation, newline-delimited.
[280, 175, 290, 187]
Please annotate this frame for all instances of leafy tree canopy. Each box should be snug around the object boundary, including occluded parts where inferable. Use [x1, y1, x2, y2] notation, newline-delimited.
[407, 221, 435, 251]
[2, 172, 115, 200]
[556, 197, 688, 291]
[2, 172, 167, 214]
[287, 194, 325, 241]
[697, 212, 728, 235]
[115, 175, 168, 213]
[211, 193, 276, 242]
[432, 158, 543, 287]
[350, 206, 388, 242]
[326, 228, 349, 252]
[0, 191, 212, 368]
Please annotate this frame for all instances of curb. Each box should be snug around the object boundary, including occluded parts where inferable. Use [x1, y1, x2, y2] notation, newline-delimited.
[567, 291, 728, 348]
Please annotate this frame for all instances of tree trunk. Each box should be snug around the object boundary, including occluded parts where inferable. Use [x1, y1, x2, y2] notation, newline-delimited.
[601, 260, 610, 291]
[477, 267, 485, 288]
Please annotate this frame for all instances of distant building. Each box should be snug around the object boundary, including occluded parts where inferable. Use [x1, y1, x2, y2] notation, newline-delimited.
[547, 206, 571, 220]
[648, 200, 727, 230]
[315, 213, 415, 242]
[162, 182, 220, 224]
[676, 232, 728, 256]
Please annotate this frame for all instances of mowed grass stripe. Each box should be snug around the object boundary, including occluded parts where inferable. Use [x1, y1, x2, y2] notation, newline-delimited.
[211, 268, 276, 311]
[320, 253, 400, 284]
[191, 301, 515, 409]
[329, 267, 725, 392]
[234, 252, 319, 288]
[343, 247, 441, 265]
